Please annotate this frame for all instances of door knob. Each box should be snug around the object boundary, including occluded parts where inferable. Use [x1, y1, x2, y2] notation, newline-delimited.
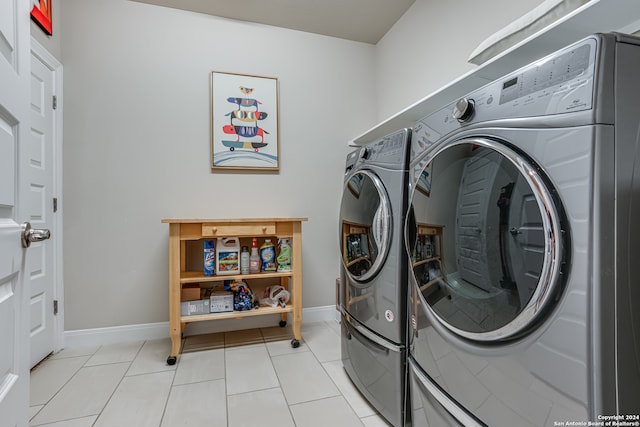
[21, 222, 51, 248]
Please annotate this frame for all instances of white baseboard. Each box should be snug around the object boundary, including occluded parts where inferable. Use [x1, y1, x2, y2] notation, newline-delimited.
[301, 305, 339, 323]
[63, 305, 338, 349]
[63, 321, 170, 349]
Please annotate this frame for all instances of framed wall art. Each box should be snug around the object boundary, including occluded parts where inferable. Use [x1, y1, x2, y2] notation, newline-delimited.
[210, 71, 280, 171]
[31, 0, 53, 35]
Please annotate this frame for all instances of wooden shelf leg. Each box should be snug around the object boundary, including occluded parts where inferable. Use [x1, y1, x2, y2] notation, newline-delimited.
[169, 327, 181, 359]
[291, 222, 303, 343]
[168, 223, 181, 364]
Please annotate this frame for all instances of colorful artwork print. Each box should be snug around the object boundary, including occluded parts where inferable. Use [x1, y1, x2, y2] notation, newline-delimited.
[211, 72, 279, 171]
[31, 0, 52, 35]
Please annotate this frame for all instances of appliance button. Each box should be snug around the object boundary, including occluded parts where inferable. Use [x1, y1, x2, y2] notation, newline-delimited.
[453, 98, 475, 122]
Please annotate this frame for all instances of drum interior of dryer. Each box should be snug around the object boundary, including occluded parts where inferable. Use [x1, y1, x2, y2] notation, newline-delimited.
[407, 138, 568, 342]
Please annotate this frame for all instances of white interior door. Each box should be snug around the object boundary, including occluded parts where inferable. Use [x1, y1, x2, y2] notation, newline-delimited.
[507, 174, 545, 309]
[0, 0, 34, 426]
[29, 44, 58, 367]
[455, 151, 500, 291]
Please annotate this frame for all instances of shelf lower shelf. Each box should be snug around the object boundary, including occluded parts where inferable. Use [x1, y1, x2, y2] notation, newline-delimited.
[181, 304, 292, 323]
[345, 256, 371, 268]
[412, 257, 440, 268]
[420, 278, 443, 292]
[180, 271, 293, 284]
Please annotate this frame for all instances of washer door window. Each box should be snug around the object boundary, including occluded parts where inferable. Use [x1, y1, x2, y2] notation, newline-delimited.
[407, 138, 566, 341]
[340, 170, 392, 283]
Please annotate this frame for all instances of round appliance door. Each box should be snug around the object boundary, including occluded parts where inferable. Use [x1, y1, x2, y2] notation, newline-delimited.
[406, 137, 567, 341]
[340, 170, 392, 283]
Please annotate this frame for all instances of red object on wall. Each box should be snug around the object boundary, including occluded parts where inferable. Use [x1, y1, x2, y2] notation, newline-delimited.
[31, 0, 52, 36]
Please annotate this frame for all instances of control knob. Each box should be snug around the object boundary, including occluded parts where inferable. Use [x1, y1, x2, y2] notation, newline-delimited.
[453, 98, 475, 123]
[360, 147, 370, 160]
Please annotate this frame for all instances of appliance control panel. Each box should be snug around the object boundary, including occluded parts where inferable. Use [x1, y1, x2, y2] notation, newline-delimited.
[344, 148, 359, 174]
[357, 128, 410, 169]
[413, 37, 598, 148]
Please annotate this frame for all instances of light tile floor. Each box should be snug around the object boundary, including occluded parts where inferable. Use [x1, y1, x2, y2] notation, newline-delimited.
[30, 320, 391, 427]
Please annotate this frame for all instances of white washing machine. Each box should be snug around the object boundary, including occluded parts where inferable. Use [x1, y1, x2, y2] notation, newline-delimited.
[404, 33, 640, 426]
[339, 128, 411, 427]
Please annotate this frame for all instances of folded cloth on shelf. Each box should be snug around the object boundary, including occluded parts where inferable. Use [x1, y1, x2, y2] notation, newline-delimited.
[467, 0, 592, 65]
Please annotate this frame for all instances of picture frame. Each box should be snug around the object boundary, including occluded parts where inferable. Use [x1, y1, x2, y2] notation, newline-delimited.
[31, 0, 52, 36]
[210, 71, 280, 171]
[416, 163, 432, 196]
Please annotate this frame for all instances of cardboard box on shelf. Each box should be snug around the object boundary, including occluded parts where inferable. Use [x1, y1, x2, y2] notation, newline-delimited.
[180, 299, 211, 316]
[181, 284, 201, 301]
[210, 291, 234, 313]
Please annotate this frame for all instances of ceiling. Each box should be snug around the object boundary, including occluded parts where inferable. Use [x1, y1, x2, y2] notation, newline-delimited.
[130, 0, 416, 44]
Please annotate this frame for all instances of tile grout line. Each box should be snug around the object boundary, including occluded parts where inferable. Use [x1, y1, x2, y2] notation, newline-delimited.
[90, 342, 144, 426]
[270, 325, 346, 423]
[259, 327, 296, 426]
[223, 341, 230, 427]
[30, 322, 380, 427]
[312, 323, 379, 425]
[29, 345, 103, 424]
[157, 338, 178, 427]
[83, 345, 104, 427]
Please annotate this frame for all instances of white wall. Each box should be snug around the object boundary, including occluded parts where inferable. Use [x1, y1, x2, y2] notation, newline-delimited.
[374, 0, 543, 121]
[60, 0, 603, 333]
[60, 0, 374, 330]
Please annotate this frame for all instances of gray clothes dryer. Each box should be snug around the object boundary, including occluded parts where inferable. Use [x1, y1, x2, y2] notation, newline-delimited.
[339, 128, 411, 427]
[405, 33, 640, 426]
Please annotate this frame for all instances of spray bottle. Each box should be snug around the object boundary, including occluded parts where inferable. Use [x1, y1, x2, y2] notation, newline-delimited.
[249, 238, 261, 274]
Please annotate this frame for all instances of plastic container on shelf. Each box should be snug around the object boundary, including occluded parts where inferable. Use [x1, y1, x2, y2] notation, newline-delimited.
[260, 239, 276, 272]
[249, 238, 261, 274]
[216, 238, 240, 275]
[204, 240, 215, 276]
[277, 238, 292, 272]
[240, 246, 250, 274]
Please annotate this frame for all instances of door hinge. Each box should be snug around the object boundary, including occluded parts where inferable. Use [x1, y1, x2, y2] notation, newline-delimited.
[53, 300, 58, 315]
[52, 95, 57, 110]
[53, 197, 58, 213]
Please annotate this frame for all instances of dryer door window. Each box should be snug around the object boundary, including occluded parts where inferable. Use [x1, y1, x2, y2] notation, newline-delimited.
[407, 138, 567, 341]
[340, 170, 392, 282]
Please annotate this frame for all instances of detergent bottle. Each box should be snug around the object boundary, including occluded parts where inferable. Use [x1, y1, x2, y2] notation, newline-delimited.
[249, 238, 261, 274]
[216, 238, 240, 275]
[277, 239, 292, 272]
[260, 239, 277, 272]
